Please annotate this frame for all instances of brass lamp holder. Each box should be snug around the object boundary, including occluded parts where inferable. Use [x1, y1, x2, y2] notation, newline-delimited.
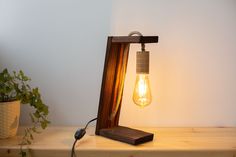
[95, 32, 159, 145]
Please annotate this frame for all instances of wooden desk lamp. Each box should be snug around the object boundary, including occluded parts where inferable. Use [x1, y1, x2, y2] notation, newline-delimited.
[95, 31, 159, 145]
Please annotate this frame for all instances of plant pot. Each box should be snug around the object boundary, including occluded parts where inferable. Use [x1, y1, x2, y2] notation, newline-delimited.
[0, 100, 20, 138]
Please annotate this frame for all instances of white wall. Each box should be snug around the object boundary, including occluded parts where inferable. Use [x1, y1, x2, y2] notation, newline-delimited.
[0, 0, 236, 127]
[0, 0, 112, 126]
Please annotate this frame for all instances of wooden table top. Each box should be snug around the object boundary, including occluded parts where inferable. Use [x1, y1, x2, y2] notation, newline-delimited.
[0, 127, 236, 157]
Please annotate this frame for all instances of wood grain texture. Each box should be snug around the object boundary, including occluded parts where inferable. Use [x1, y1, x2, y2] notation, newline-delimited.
[0, 127, 236, 157]
[95, 37, 130, 134]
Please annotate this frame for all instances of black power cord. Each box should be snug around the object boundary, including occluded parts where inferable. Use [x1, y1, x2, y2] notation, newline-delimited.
[71, 118, 97, 157]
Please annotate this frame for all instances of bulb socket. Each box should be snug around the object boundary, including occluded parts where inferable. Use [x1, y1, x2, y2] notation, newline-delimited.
[136, 51, 149, 74]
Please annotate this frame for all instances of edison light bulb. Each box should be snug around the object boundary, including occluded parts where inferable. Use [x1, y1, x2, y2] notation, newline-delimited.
[132, 49, 152, 107]
[133, 74, 152, 107]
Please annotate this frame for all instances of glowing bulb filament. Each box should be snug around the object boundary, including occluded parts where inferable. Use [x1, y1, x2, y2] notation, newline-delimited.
[133, 74, 152, 107]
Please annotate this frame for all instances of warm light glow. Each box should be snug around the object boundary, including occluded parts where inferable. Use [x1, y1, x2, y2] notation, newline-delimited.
[132, 74, 152, 107]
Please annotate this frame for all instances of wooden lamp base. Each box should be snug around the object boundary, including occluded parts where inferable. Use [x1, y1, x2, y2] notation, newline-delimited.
[99, 126, 154, 145]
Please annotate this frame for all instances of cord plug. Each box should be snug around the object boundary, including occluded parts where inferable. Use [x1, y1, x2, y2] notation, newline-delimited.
[71, 118, 97, 157]
[74, 128, 86, 140]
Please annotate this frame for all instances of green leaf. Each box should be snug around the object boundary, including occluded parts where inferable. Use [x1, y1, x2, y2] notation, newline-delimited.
[40, 121, 48, 129]
[33, 111, 40, 118]
[42, 105, 49, 115]
[30, 133, 34, 140]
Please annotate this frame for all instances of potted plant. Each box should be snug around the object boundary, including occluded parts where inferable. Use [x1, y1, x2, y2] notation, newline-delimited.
[0, 68, 50, 156]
